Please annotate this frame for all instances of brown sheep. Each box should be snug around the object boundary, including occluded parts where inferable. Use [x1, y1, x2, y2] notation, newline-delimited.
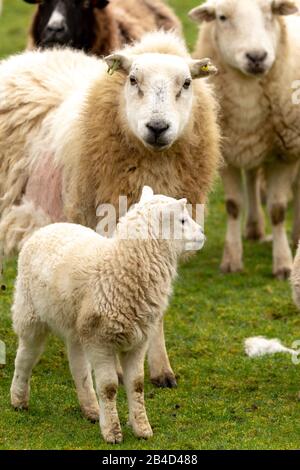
[25, 0, 182, 55]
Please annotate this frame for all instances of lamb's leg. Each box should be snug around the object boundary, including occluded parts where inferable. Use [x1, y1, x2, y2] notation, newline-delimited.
[147, 317, 177, 388]
[292, 168, 300, 248]
[245, 168, 265, 241]
[86, 346, 122, 444]
[220, 165, 244, 273]
[265, 160, 295, 280]
[67, 339, 99, 422]
[11, 329, 48, 410]
[121, 344, 153, 439]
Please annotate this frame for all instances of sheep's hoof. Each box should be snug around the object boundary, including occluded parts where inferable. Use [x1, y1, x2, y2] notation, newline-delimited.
[151, 372, 177, 388]
[274, 267, 291, 281]
[102, 427, 123, 444]
[245, 222, 265, 241]
[82, 407, 100, 423]
[11, 399, 29, 411]
[220, 261, 243, 274]
[134, 425, 153, 440]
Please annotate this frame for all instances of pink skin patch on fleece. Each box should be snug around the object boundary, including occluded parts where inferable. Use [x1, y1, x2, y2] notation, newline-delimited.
[25, 153, 65, 222]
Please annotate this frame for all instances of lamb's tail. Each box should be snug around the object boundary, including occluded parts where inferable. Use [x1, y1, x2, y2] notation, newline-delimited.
[245, 336, 300, 358]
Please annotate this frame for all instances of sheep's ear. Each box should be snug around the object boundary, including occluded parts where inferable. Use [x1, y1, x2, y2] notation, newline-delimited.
[179, 198, 188, 204]
[23, 0, 41, 4]
[105, 53, 133, 75]
[272, 0, 298, 15]
[189, 58, 218, 79]
[178, 198, 188, 206]
[140, 186, 154, 203]
[92, 0, 110, 9]
[188, 2, 216, 23]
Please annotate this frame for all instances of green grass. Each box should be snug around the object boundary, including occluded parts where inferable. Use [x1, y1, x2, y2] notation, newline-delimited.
[1, 0, 300, 450]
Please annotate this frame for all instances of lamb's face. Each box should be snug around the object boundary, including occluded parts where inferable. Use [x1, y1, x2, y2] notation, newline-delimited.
[105, 52, 217, 151]
[120, 187, 206, 253]
[189, 0, 298, 77]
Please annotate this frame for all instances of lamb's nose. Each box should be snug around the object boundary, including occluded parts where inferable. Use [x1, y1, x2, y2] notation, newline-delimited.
[246, 51, 268, 64]
[146, 121, 170, 140]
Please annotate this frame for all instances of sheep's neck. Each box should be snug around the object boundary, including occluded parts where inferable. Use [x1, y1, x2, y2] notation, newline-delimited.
[105, 238, 178, 320]
[113, 238, 178, 284]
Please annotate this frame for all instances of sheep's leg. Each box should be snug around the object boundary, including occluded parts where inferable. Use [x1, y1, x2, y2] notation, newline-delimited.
[292, 168, 300, 248]
[147, 317, 177, 388]
[67, 339, 99, 422]
[245, 168, 265, 241]
[87, 346, 122, 444]
[121, 344, 153, 439]
[11, 330, 48, 410]
[221, 165, 244, 273]
[265, 160, 295, 280]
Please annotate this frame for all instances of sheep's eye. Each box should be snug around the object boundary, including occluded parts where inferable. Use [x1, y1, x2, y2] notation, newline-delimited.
[181, 218, 187, 225]
[219, 14, 228, 21]
[183, 79, 191, 90]
[130, 76, 138, 86]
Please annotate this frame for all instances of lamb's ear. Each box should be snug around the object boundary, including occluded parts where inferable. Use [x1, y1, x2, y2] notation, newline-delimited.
[105, 53, 133, 75]
[140, 186, 154, 203]
[178, 198, 188, 206]
[92, 0, 110, 9]
[23, 0, 41, 4]
[189, 58, 218, 79]
[188, 2, 216, 23]
[272, 0, 298, 15]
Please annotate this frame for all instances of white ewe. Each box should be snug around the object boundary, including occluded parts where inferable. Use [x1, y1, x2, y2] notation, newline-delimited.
[10, 186, 205, 444]
[190, 0, 300, 279]
[0, 31, 220, 388]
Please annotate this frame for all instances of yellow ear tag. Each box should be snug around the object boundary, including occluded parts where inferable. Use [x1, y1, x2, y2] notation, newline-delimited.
[107, 59, 120, 76]
[201, 64, 210, 73]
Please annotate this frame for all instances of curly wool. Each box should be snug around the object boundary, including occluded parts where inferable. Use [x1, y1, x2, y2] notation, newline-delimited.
[0, 31, 221, 253]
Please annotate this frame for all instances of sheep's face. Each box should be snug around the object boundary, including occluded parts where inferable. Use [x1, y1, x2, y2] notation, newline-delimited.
[105, 53, 217, 151]
[119, 187, 206, 253]
[189, 0, 298, 77]
[24, 0, 109, 50]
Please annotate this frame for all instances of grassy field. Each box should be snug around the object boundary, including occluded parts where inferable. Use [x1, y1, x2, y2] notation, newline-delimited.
[1, 0, 300, 451]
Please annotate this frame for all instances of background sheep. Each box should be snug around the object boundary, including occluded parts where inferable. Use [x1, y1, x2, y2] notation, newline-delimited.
[0, 30, 221, 388]
[190, 0, 300, 279]
[24, 0, 182, 54]
[10, 186, 206, 444]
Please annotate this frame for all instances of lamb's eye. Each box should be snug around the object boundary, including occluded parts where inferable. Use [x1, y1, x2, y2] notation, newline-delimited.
[183, 79, 191, 90]
[219, 14, 228, 21]
[130, 76, 137, 86]
[181, 218, 187, 225]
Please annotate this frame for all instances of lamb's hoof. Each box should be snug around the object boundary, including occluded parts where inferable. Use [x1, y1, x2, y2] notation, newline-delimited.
[274, 267, 291, 281]
[151, 372, 177, 388]
[102, 426, 123, 444]
[245, 222, 265, 241]
[133, 424, 153, 440]
[220, 260, 243, 274]
[82, 407, 100, 423]
[11, 398, 29, 411]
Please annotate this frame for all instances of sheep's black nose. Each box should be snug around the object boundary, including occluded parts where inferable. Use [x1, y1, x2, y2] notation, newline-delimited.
[46, 23, 67, 34]
[146, 121, 170, 140]
[246, 51, 268, 64]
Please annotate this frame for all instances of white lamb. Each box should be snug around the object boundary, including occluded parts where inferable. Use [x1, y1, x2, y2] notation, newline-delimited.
[190, 0, 300, 279]
[10, 186, 205, 444]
